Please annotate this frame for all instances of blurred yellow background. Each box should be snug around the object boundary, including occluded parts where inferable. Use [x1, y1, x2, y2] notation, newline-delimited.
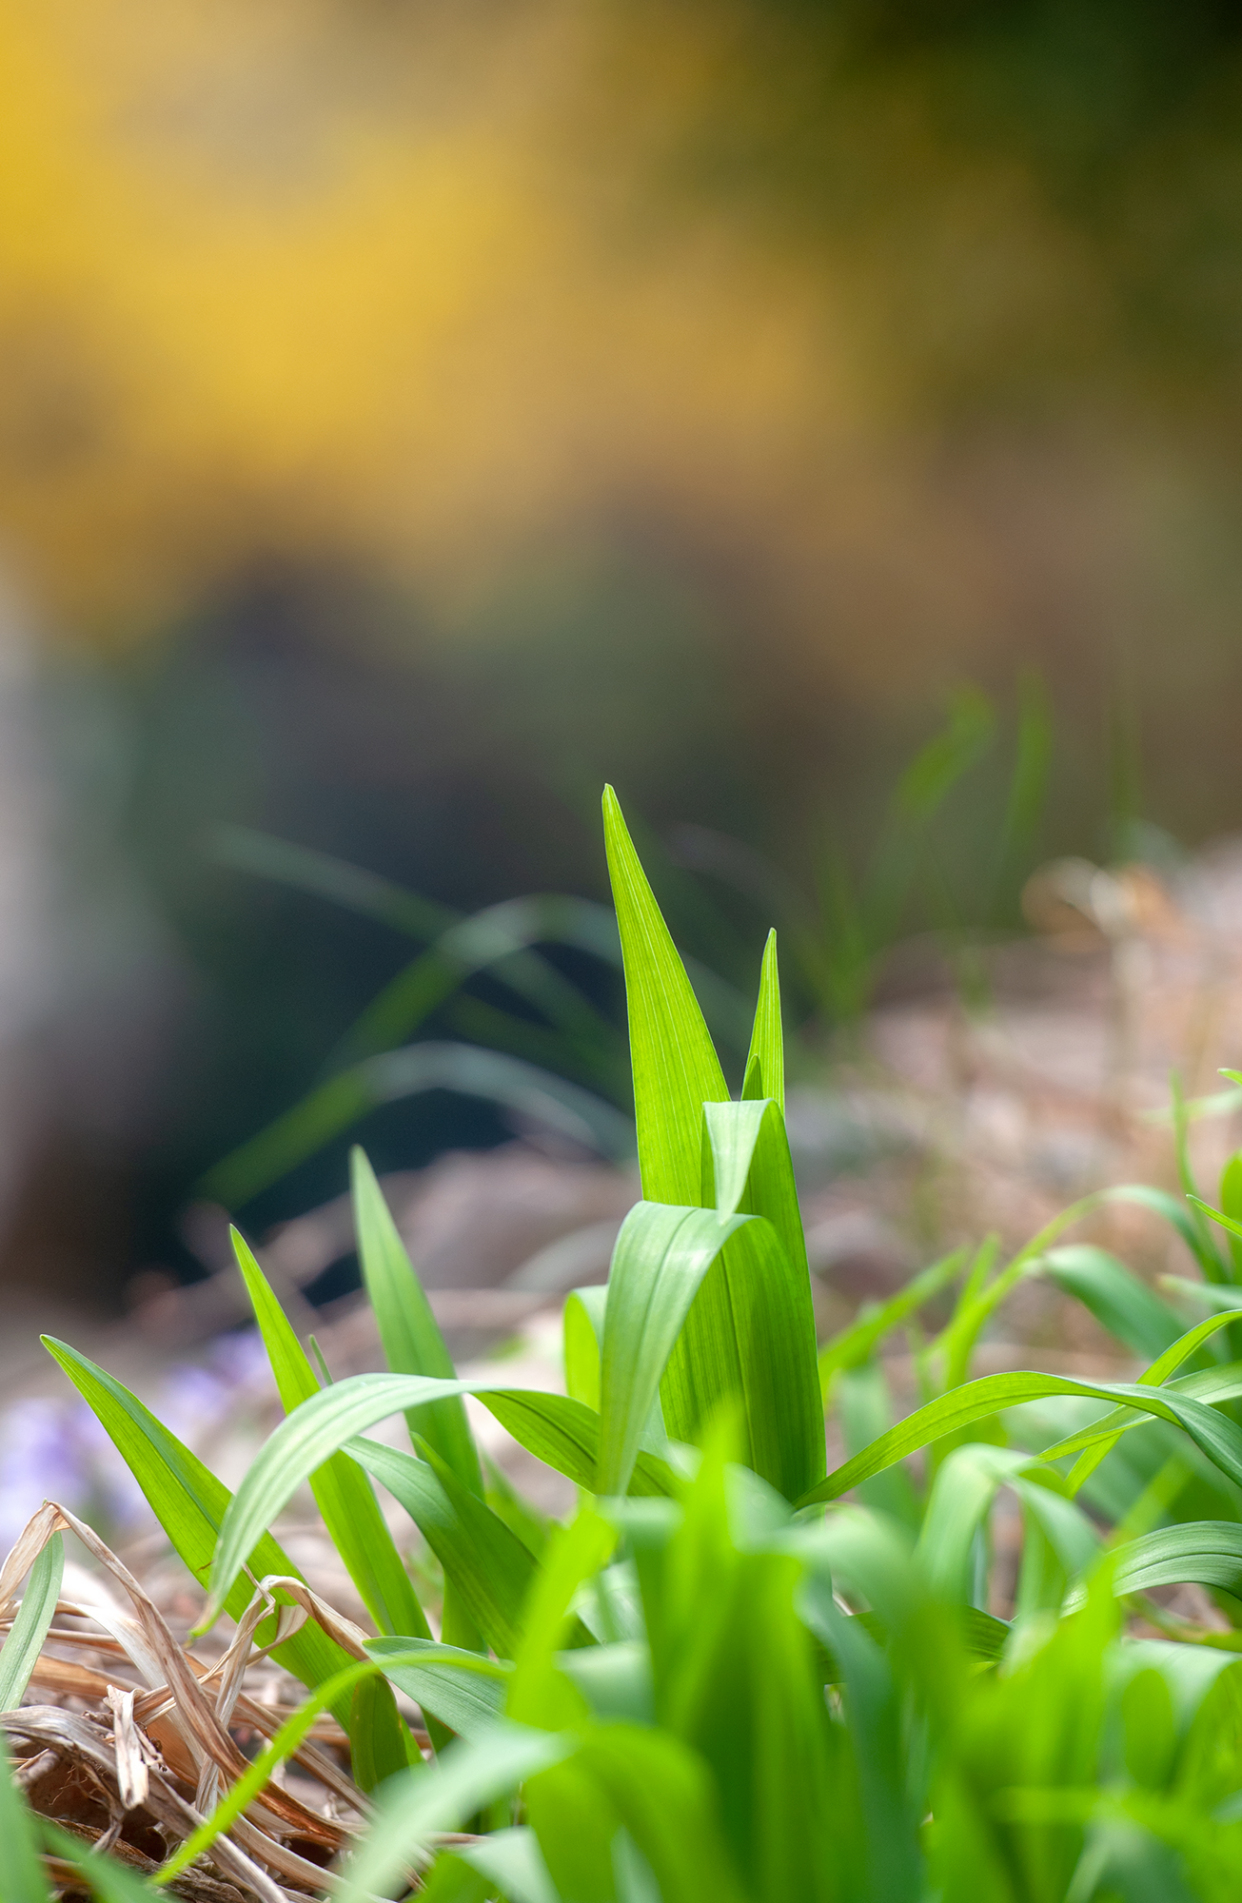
[11, 0, 1238, 690]
[4, 0, 1242, 1293]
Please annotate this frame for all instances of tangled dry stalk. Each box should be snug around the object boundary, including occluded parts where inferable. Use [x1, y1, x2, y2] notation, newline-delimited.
[0, 1502, 447, 1900]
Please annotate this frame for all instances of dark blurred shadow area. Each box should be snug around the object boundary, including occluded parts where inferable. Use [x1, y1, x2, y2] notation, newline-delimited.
[4, 0, 1242, 1306]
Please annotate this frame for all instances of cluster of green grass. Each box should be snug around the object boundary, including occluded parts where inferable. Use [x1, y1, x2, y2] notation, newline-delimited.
[10, 788, 1242, 1899]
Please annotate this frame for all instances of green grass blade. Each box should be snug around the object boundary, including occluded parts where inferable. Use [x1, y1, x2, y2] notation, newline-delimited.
[0, 1533, 63, 1712]
[352, 1147, 482, 1494]
[0, 1741, 49, 1903]
[350, 1674, 412, 1791]
[1012, 1479, 1099, 1579]
[451, 1827, 560, 1903]
[602, 785, 728, 1205]
[1189, 1192, 1242, 1277]
[701, 1096, 809, 1286]
[702, 1098, 769, 1220]
[625, 1102, 824, 1498]
[741, 929, 784, 1110]
[598, 1203, 749, 1496]
[480, 1391, 678, 1499]
[232, 1229, 432, 1642]
[349, 1436, 536, 1659]
[599, 1196, 823, 1501]
[1036, 1309, 1242, 1491]
[1161, 1277, 1242, 1313]
[818, 1248, 967, 1397]
[1106, 1182, 1228, 1283]
[42, 1819, 154, 1901]
[693, 1217, 824, 1500]
[42, 1337, 357, 1715]
[1039, 1361, 1242, 1466]
[915, 1445, 1035, 1602]
[564, 1286, 607, 1411]
[932, 1192, 1130, 1388]
[1043, 1245, 1186, 1360]
[798, 1366, 1242, 1507]
[1072, 1523, 1242, 1605]
[798, 1585, 922, 1896]
[338, 1727, 571, 1903]
[572, 1725, 747, 1903]
[215, 823, 620, 1059]
[508, 1511, 615, 1730]
[199, 1371, 677, 1629]
[1220, 1150, 1242, 1278]
[364, 1638, 510, 1739]
[695, 1098, 822, 1492]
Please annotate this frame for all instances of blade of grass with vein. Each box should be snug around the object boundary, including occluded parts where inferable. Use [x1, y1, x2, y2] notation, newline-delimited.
[703, 1096, 809, 1288]
[798, 1367, 1242, 1508]
[201, 1372, 675, 1627]
[351, 1675, 411, 1792]
[232, 1229, 432, 1642]
[1189, 1193, 1242, 1268]
[352, 1147, 482, 1493]
[42, 1337, 357, 1717]
[480, 1390, 678, 1499]
[364, 1638, 510, 1739]
[602, 785, 728, 1205]
[665, 1095, 822, 1496]
[741, 929, 784, 1109]
[349, 1436, 536, 1659]
[1037, 1362, 1242, 1470]
[1036, 1309, 1242, 1491]
[42, 1820, 153, 1903]
[599, 1193, 823, 1501]
[0, 1532, 63, 1711]
[564, 1286, 607, 1411]
[0, 1740, 49, 1903]
[597, 1202, 748, 1497]
[1074, 1523, 1242, 1605]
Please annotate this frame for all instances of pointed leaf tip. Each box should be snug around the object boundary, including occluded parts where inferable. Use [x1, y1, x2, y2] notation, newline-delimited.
[602, 787, 727, 1204]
